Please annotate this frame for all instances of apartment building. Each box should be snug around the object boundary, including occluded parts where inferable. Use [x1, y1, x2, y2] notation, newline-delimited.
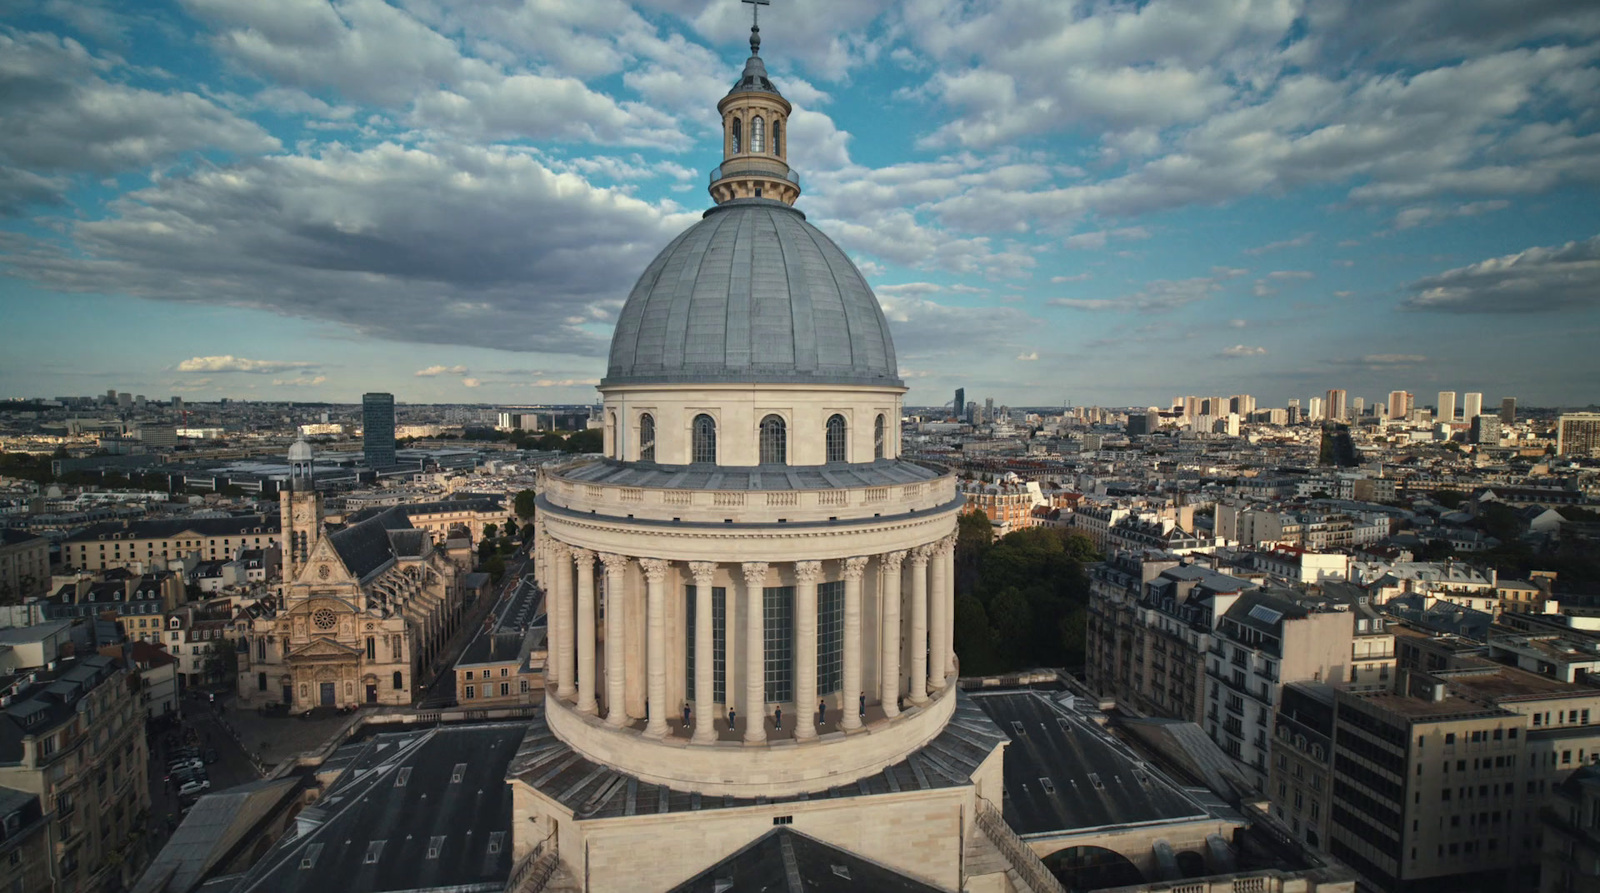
[163, 605, 238, 690]
[1086, 552, 1251, 723]
[0, 530, 50, 602]
[1271, 682, 1337, 850]
[61, 516, 281, 572]
[1204, 590, 1356, 791]
[43, 568, 182, 642]
[454, 575, 545, 707]
[1328, 666, 1600, 893]
[0, 653, 151, 892]
[1542, 763, 1600, 893]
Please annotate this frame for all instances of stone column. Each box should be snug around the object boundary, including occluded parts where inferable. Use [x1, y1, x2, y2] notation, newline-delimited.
[793, 560, 822, 740]
[943, 537, 958, 680]
[879, 550, 906, 719]
[553, 543, 574, 700]
[929, 537, 951, 691]
[640, 558, 669, 738]
[689, 562, 717, 743]
[600, 553, 630, 726]
[742, 562, 768, 744]
[908, 546, 931, 705]
[841, 556, 868, 731]
[573, 549, 597, 714]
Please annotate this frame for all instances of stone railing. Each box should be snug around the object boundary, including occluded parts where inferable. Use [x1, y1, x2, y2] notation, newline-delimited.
[541, 464, 958, 525]
[709, 161, 801, 186]
[505, 834, 558, 893]
[975, 798, 1067, 893]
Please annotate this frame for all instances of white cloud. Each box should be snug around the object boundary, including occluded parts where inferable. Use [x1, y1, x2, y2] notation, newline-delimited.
[1268, 270, 1315, 280]
[1392, 200, 1510, 230]
[1016, 351, 1039, 361]
[1245, 234, 1315, 255]
[1220, 344, 1268, 358]
[1050, 273, 1093, 283]
[1404, 235, 1600, 313]
[1063, 226, 1152, 250]
[272, 374, 328, 387]
[415, 365, 469, 377]
[462, 377, 481, 388]
[177, 355, 314, 374]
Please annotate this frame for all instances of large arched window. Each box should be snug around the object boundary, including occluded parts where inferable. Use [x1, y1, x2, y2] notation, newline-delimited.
[772, 119, 782, 156]
[639, 413, 656, 463]
[759, 414, 787, 465]
[692, 414, 717, 464]
[826, 414, 847, 463]
[874, 414, 886, 460]
[731, 118, 742, 154]
[751, 116, 765, 153]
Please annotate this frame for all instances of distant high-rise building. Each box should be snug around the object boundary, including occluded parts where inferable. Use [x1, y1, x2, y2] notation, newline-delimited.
[984, 397, 994, 423]
[1387, 390, 1413, 422]
[1287, 399, 1301, 425]
[116, 392, 131, 408]
[953, 388, 964, 421]
[105, 389, 116, 404]
[1229, 394, 1256, 416]
[1471, 414, 1502, 445]
[1326, 389, 1347, 422]
[965, 401, 977, 423]
[171, 396, 182, 410]
[1437, 391, 1456, 424]
[1500, 397, 1516, 425]
[1463, 392, 1483, 420]
[1307, 397, 1325, 421]
[362, 392, 396, 468]
[134, 394, 146, 407]
[1351, 397, 1365, 418]
[1558, 413, 1600, 457]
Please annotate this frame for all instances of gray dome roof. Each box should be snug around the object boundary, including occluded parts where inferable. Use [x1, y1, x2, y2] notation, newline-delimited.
[604, 199, 902, 388]
[287, 436, 313, 462]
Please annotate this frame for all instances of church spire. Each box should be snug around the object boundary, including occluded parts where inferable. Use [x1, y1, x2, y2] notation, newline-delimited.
[709, 0, 799, 207]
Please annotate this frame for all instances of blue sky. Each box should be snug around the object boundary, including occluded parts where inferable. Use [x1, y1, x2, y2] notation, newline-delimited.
[1, 0, 1598, 410]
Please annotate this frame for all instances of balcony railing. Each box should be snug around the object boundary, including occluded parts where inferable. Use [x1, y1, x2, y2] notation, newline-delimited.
[710, 162, 801, 188]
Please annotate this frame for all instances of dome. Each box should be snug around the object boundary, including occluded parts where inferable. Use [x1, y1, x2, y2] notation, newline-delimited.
[603, 199, 902, 388]
[287, 436, 313, 462]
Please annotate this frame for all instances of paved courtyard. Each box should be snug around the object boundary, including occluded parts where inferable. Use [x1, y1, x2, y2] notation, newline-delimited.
[221, 699, 359, 767]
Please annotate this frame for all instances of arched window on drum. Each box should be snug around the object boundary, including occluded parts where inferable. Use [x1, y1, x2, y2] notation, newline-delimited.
[692, 414, 717, 464]
[759, 414, 787, 465]
[730, 118, 742, 154]
[639, 413, 656, 462]
[825, 414, 847, 463]
[874, 414, 886, 460]
[751, 116, 765, 153]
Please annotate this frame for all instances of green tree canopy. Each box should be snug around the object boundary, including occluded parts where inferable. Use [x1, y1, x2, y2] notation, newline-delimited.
[513, 489, 537, 520]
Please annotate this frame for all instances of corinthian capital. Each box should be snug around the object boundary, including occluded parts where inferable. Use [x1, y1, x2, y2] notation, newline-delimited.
[842, 556, 869, 580]
[741, 562, 769, 588]
[569, 547, 595, 563]
[598, 552, 631, 574]
[793, 560, 822, 586]
[881, 550, 908, 572]
[688, 561, 717, 586]
[909, 544, 933, 566]
[638, 557, 670, 582]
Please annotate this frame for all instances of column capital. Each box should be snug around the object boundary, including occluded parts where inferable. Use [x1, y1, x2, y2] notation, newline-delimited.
[598, 552, 631, 574]
[793, 560, 823, 586]
[688, 561, 717, 585]
[909, 544, 933, 566]
[842, 556, 869, 580]
[638, 557, 670, 582]
[939, 533, 958, 554]
[881, 550, 908, 572]
[569, 547, 595, 563]
[741, 562, 769, 587]
[551, 541, 571, 558]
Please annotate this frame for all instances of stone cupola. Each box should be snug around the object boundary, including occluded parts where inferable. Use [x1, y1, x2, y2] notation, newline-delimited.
[709, 21, 800, 205]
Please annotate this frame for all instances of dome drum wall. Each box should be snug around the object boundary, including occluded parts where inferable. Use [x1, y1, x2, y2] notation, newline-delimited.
[599, 383, 902, 467]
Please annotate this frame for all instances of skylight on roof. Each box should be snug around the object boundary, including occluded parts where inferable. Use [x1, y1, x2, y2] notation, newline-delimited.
[1248, 604, 1284, 625]
[364, 841, 386, 864]
[300, 843, 324, 870]
[427, 836, 444, 859]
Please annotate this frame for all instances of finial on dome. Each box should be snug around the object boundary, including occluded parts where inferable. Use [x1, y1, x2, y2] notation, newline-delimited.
[742, 0, 769, 55]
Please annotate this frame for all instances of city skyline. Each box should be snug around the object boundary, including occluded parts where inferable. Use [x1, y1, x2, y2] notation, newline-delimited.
[2, 1, 1599, 407]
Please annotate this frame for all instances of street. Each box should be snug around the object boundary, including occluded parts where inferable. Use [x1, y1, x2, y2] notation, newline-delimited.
[418, 546, 530, 708]
[142, 690, 266, 852]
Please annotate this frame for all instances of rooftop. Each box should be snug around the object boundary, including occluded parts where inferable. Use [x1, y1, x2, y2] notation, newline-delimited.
[667, 828, 942, 893]
[970, 690, 1211, 836]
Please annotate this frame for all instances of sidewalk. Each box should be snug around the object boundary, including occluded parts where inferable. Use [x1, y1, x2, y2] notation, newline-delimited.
[222, 704, 355, 767]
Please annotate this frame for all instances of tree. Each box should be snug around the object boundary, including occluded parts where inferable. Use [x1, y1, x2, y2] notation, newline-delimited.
[504, 518, 519, 540]
[483, 523, 498, 542]
[513, 489, 537, 520]
[203, 641, 238, 685]
[565, 428, 604, 453]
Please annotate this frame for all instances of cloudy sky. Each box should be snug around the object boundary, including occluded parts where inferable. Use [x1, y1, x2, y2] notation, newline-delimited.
[2, 0, 1598, 411]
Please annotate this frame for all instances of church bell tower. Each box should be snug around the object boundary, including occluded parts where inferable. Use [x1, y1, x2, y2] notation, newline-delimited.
[709, 3, 800, 206]
[280, 436, 323, 580]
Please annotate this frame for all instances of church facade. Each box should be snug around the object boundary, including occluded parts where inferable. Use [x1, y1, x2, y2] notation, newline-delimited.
[234, 438, 465, 710]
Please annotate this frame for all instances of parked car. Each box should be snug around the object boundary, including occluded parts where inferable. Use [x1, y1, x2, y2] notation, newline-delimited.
[168, 767, 206, 783]
[168, 759, 203, 773]
[177, 779, 210, 797]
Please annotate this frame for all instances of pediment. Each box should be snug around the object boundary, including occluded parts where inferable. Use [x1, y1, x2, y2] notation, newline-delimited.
[288, 637, 361, 659]
[294, 537, 353, 586]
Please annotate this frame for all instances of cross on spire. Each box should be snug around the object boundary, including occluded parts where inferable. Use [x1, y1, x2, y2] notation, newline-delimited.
[742, 0, 769, 55]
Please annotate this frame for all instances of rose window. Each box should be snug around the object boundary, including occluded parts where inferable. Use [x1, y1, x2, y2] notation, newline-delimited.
[312, 609, 337, 630]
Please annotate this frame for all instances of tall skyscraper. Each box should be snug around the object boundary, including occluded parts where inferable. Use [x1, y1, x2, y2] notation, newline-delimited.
[1387, 390, 1413, 422]
[1326, 389, 1347, 422]
[1557, 413, 1600, 457]
[1287, 399, 1301, 425]
[1463, 392, 1483, 420]
[1436, 391, 1456, 424]
[1230, 394, 1256, 416]
[1471, 414, 1502, 445]
[1351, 397, 1365, 418]
[984, 397, 994, 423]
[1501, 397, 1516, 425]
[362, 392, 396, 468]
[1307, 397, 1325, 421]
[953, 387, 964, 421]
